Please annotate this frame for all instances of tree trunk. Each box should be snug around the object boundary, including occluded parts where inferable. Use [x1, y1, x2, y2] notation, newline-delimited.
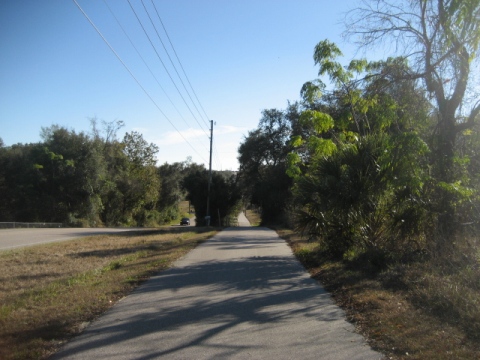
[434, 110, 457, 253]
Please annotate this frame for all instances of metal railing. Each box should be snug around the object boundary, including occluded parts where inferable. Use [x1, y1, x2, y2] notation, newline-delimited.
[0, 222, 63, 229]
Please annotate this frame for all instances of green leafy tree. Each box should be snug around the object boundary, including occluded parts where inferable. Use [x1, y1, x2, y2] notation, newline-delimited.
[182, 166, 241, 226]
[156, 162, 187, 223]
[0, 143, 47, 221]
[116, 131, 160, 226]
[291, 41, 432, 258]
[35, 126, 106, 224]
[0, 123, 165, 227]
[345, 0, 480, 243]
[294, 133, 430, 257]
[238, 108, 294, 224]
[98, 140, 130, 226]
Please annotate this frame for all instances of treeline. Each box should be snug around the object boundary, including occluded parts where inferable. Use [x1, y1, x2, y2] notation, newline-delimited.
[238, 38, 480, 260]
[0, 120, 241, 227]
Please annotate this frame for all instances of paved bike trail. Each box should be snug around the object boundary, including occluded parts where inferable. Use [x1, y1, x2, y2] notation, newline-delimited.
[53, 220, 382, 359]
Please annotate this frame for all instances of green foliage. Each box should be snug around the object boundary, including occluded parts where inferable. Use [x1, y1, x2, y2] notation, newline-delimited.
[0, 123, 162, 227]
[286, 153, 302, 178]
[299, 110, 334, 133]
[441, 0, 480, 53]
[314, 40, 347, 84]
[285, 39, 458, 259]
[300, 80, 324, 105]
[155, 162, 188, 224]
[123, 131, 158, 168]
[287, 108, 336, 179]
[306, 137, 336, 158]
[293, 133, 430, 257]
[182, 167, 242, 226]
[238, 107, 295, 224]
[345, 0, 480, 247]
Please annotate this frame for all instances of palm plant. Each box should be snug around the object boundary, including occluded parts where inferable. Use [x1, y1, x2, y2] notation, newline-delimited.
[294, 133, 429, 258]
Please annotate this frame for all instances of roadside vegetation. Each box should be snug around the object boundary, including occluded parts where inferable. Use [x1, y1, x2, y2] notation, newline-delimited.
[0, 120, 241, 228]
[280, 228, 480, 359]
[1, 1, 480, 359]
[0, 228, 218, 360]
[245, 209, 261, 227]
[237, 1, 480, 358]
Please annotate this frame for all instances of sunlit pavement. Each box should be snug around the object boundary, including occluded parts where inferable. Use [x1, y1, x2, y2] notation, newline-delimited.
[53, 218, 382, 360]
[0, 228, 135, 251]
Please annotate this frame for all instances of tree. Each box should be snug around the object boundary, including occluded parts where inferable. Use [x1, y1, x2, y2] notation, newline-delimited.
[294, 132, 430, 257]
[0, 142, 47, 222]
[40, 126, 104, 225]
[238, 108, 294, 224]
[119, 131, 160, 226]
[344, 0, 480, 242]
[290, 41, 433, 258]
[0, 123, 165, 227]
[156, 162, 187, 223]
[182, 166, 241, 226]
[123, 131, 158, 168]
[0, 139, 6, 219]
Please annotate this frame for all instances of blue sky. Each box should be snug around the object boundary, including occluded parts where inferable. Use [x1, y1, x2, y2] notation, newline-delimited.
[0, 0, 358, 170]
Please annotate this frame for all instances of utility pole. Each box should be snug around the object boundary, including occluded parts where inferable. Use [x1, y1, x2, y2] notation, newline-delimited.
[206, 120, 213, 226]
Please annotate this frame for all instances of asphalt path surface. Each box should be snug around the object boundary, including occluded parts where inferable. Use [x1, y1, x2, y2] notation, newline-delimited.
[0, 228, 140, 251]
[53, 214, 382, 359]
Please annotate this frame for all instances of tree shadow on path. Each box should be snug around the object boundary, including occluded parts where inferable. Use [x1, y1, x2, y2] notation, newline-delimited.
[53, 228, 381, 360]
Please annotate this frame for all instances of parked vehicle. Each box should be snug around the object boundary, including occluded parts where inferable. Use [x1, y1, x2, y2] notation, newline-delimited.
[180, 217, 190, 226]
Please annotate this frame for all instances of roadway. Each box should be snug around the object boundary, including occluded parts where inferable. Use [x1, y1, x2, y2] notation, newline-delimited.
[0, 228, 139, 251]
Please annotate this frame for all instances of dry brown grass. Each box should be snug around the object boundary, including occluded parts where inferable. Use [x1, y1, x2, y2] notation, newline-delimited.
[278, 228, 480, 360]
[245, 209, 261, 226]
[179, 200, 192, 217]
[0, 227, 218, 360]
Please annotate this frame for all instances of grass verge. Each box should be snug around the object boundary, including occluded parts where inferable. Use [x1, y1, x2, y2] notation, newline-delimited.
[0, 227, 218, 360]
[277, 228, 480, 360]
[245, 209, 261, 226]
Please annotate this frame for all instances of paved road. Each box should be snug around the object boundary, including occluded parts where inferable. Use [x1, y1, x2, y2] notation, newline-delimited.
[53, 221, 381, 359]
[0, 228, 138, 251]
[237, 211, 251, 226]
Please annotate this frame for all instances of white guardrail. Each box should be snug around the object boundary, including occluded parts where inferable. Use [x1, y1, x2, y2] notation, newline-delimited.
[0, 222, 63, 229]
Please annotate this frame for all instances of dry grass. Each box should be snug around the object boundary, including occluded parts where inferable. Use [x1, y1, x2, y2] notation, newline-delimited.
[0, 227, 218, 360]
[278, 228, 480, 359]
[3, 219, 478, 359]
[179, 200, 192, 217]
[245, 209, 261, 226]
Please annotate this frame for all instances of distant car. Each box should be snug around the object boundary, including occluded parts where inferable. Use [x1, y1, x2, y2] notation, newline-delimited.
[180, 217, 190, 226]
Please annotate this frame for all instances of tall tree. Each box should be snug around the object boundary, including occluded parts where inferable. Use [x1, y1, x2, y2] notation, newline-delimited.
[156, 162, 187, 223]
[119, 131, 160, 225]
[344, 0, 480, 242]
[182, 166, 241, 226]
[40, 126, 106, 225]
[0, 143, 47, 222]
[238, 108, 294, 224]
[290, 41, 432, 257]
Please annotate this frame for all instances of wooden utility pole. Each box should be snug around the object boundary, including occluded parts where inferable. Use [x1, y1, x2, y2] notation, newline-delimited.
[206, 120, 213, 226]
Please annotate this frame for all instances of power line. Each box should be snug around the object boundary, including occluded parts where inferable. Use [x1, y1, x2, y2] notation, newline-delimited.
[102, 0, 210, 156]
[72, 0, 208, 164]
[102, 0, 191, 130]
[150, 0, 211, 124]
[126, 0, 209, 137]
[146, 0, 220, 168]
[141, 0, 209, 129]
